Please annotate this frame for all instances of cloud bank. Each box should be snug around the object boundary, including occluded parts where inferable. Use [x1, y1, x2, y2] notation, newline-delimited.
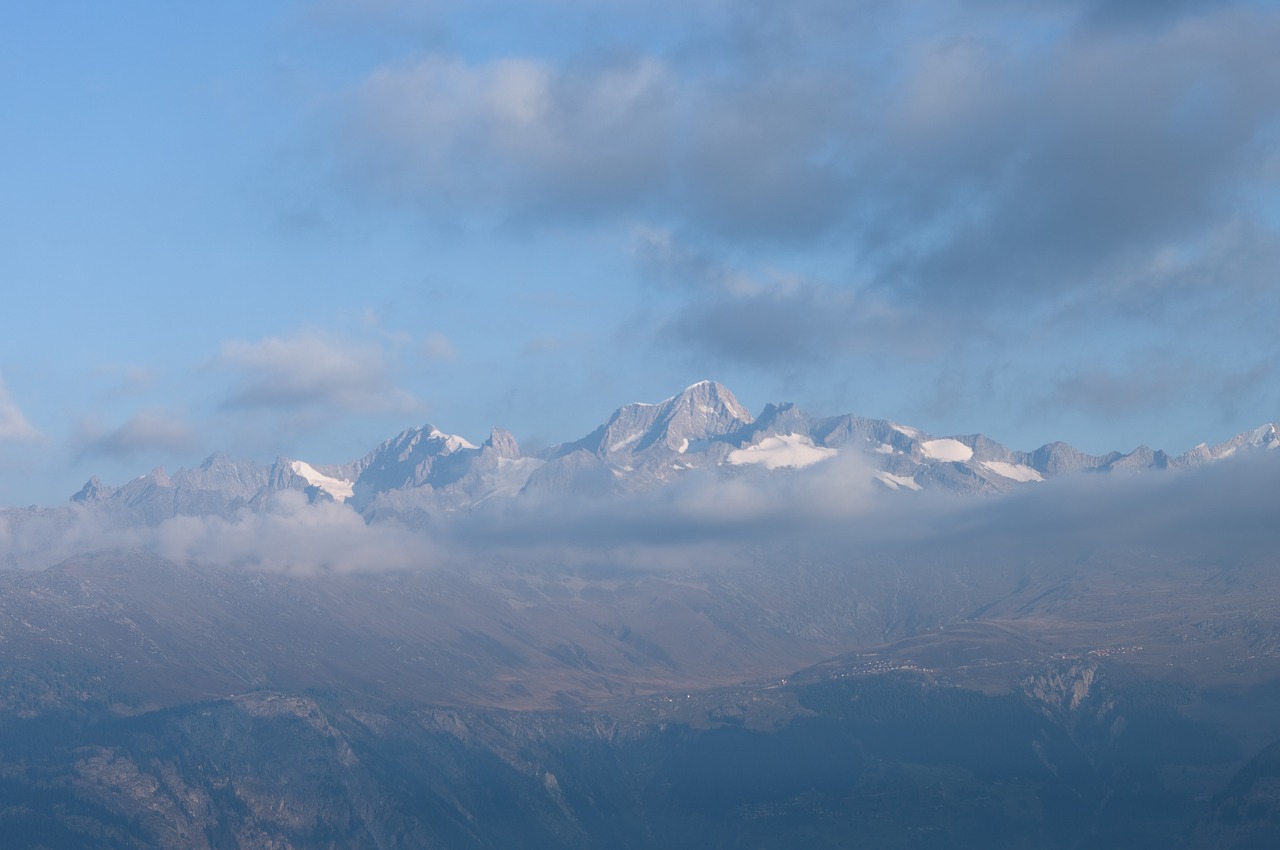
[4, 449, 1278, 578]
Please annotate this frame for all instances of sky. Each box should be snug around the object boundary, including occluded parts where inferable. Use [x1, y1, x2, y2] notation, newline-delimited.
[1, 0, 1278, 507]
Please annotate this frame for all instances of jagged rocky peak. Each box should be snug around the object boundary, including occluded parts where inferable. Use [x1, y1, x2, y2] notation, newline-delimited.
[1027, 442, 1113, 476]
[632, 380, 754, 454]
[1213, 422, 1279, 457]
[108, 467, 173, 509]
[561, 380, 752, 459]
[1106, 446, 1170, 472]
[170, 452, 271, 500]
[1175, 422, 1278, 468]
[343, 424, 481, 506]
[114, 466, 171, 492]
[71, 476, 115, 503]
[483, 427, 521, 459]
[198, 451, 233, 471]
[372, 424, 476, 464]
[264, 456, 308, 491]
[669, 380, 752, 426]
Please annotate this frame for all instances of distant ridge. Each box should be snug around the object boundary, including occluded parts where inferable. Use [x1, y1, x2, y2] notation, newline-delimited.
[17, 380, 1280, 523]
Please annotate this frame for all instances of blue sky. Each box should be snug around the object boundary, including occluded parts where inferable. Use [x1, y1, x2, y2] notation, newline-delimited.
[1, 0, 1278, 505]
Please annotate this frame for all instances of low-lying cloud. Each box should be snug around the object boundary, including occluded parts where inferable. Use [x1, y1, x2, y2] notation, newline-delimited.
[6, 448, 1277, 578]
[0, 490, 442, 574]
[153, 491, 444, 574]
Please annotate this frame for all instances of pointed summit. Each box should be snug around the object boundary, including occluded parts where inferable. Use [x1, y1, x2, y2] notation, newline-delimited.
[71, 476, 115, 503]
[343, 424, 481, 509]
[562, 380, 753, 460]
[170, 453, 270, 501]
[640, 380, 753, 453]
[483, 427, 521, 460]
[1175, 421, 1280, 467]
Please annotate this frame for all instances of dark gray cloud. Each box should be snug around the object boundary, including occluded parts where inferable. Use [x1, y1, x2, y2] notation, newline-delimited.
[1037, 356, 1271, 422]
[336, 0, 1279, 331]
[660, 284, 861, 365]
[317, 0, 1280, 444]
[634, 228, 985, 368]
[339, 0, 1279, 275]
[879, 8, 1280, 306]
[1072, 0, 1226, 32]
[339, 53, 675, 220]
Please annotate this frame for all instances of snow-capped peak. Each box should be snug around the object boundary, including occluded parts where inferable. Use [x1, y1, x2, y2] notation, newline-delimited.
[427, 427, 477, 453]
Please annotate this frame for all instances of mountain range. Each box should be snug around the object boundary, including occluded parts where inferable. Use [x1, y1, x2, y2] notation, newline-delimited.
[26, 379, 1279, 527]
[3, 381, 1280, 848]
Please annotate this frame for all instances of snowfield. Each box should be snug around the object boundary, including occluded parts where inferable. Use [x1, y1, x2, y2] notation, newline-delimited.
[875, 471, 922, 491]
[289, 461, 355, 501]
[981, 461, 1045, 483]
[727, 434, 837, 470]
[920, 439, 973, 462]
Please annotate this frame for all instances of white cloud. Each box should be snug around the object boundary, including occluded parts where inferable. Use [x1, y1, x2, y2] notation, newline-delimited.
[217, 329, 417, 414]
[0, 373, 41, 442]
[154, 490, 443, 574]
[0, 492, 444, 573]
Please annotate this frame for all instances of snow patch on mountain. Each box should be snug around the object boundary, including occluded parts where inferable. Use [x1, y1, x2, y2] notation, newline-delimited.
[981, 461, 1045, 483]
[875, 471, 922, 491]
[290, 461, 354, 502]
[921, 439, 974, 462]
[607, 432, 644, 454]
[728, 435, 837, 470]
[428, 428, 476, 453]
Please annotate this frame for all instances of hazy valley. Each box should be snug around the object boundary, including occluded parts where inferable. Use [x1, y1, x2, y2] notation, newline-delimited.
[3, 381, 1280, 848]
